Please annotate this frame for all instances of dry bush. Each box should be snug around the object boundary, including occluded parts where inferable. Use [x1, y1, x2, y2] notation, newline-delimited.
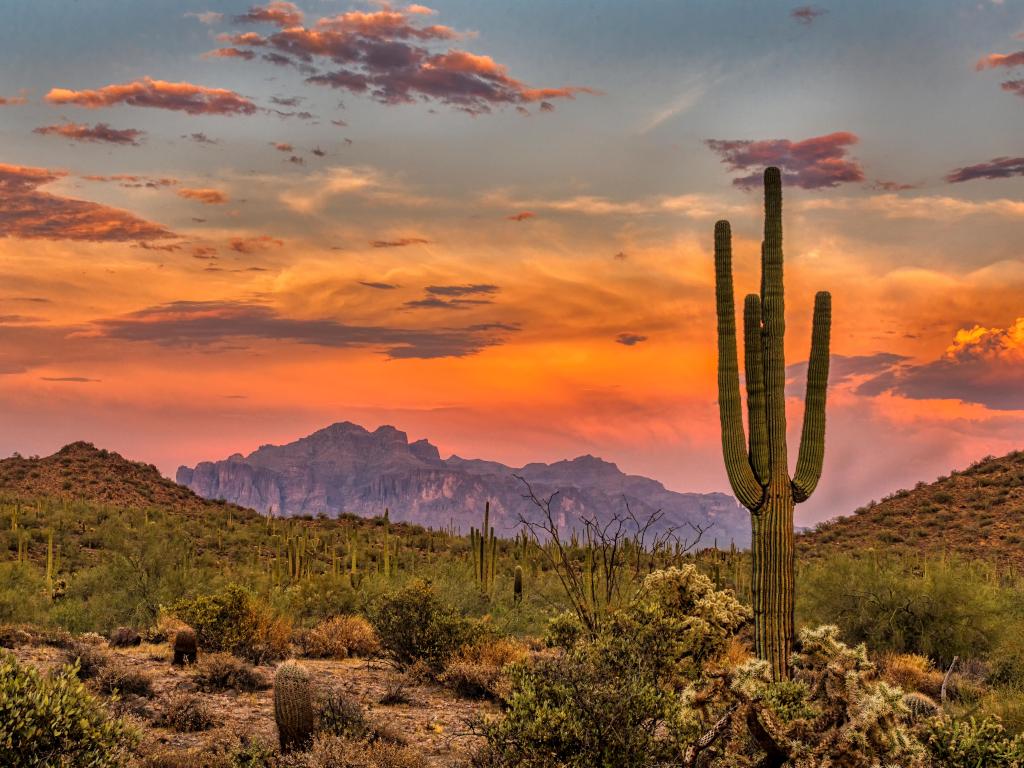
[144, 611, 190, 645]
[95, 662, 154, 697]
[0, 624, 36, 648]
[193, 652, 269, 692]
[299, 615, 380, 660]
[379, 660, 430, 706]
[154, 692, 217, 732]
[140, 729, 271, 768]
[439, 637, 528, 700]
[65, 641, 112, 680]
[307, 734, 427, 768]
[883, 653, 945, 697]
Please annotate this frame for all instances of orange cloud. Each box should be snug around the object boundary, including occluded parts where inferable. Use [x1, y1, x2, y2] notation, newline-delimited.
[0, 93, 29, 106]
[975, 50, 1024, 70]
[0, 162, 173, 243]
[45, 77, 258, 116]
[506, 211, 534, 222]
[204, 47, 257, 60]
[234, 2, 304, 27]
[177, 188, 229, 205]
[33, 122, 145, 146]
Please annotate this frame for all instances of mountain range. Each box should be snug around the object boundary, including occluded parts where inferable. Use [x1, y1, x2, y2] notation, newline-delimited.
[176, 421, 751, 547]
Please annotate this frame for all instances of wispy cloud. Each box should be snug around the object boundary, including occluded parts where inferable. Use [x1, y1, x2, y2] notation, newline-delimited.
[0, 162, 173, 243]
[46, 77, 258, 116]
[33, 121, 145, 145]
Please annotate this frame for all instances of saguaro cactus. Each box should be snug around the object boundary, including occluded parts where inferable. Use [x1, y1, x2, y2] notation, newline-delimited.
[713, 166, 831, 680]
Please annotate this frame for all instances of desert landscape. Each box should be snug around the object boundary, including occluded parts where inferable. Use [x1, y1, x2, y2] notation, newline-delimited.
[3, 0, 1024, 766]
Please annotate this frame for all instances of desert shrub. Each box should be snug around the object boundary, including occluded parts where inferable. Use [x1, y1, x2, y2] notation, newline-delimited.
[883, 653, 945, 697]
[0, 652, 137, 767]
[369, 579, 478, 671]
[0, 564, 49, 625]
[298, 615, 380, 660]
[317, 688, 370, 740]
[797, 554, 1007, 664]
[66, 639, 113, 679]
[543, 609, 583, 649]
[171, 584, 292, 664]
[307, 734, 427, 768]
[155, 692, 217, 732]
[440, 637, 528, 700]
[95, 662, 154, 697]
[194, 652, 269, 692]
[481, 566, 749, 767]
[924, 716, 1024, 766]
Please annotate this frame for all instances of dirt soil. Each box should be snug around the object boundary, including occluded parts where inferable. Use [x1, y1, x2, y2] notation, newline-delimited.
[10, 641, 496, 766]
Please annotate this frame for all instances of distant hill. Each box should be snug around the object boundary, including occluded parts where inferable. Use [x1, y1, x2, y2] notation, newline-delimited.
[177, 421, 751, 547]
[798, 450, 1024, 568]
[0, 441, 238, 515]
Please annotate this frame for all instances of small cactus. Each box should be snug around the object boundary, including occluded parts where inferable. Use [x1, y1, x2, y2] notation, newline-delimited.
[513, 565, 523, 604]
[902, 690, 940, 720]
[172, 628, 198, 666]
[274, 660, 315, 753]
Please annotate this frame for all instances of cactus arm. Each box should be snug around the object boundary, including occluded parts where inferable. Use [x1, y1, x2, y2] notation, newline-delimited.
[792, 291, 832, 502]
[743, 293, 769, 483]
[760, 168, 789, 478]
[714, 219, 763, 511]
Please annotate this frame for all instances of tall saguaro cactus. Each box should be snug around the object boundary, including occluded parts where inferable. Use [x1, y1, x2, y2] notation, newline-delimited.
[713, 166, 831, 680]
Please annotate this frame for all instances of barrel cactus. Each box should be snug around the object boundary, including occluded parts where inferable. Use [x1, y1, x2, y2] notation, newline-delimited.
[172, 628, 198, 666]
[713, 166, 832, 679]
[274, 660, 315, 753]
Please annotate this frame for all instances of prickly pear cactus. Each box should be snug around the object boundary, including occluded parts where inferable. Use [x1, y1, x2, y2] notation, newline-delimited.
[274, 660, 315, 753]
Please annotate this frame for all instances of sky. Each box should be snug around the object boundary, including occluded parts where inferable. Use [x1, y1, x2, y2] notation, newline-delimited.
[0, 0, 1023, 526]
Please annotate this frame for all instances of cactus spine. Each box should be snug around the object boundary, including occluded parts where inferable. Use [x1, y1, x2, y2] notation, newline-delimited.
[713, 166, 831, 680]
[274, 660, 315, 753]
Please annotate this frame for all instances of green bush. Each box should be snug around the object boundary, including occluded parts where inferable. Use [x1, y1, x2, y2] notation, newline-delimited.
[0, 652, 137, 767]
[925, 716, 1024, 766]
[369, 579, 477, 671]
[171, 584, 291, 664]
[797, 554, 1010, 664]
[481, 566, 750, 767]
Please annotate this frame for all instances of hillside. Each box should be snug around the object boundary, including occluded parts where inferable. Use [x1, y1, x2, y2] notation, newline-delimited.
[798, 450, 1024, 568]
[177, 421, 750, 547]
[0, 442, 238, 515]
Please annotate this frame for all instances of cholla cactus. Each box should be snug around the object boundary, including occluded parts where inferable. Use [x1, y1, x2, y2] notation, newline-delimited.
[723, 625, 929, 767]
[713, 167, 832, 679]
[274, 660, 315, 753]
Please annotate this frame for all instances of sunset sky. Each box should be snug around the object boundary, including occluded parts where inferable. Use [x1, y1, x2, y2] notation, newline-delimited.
[1, 0, 1023, 525]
